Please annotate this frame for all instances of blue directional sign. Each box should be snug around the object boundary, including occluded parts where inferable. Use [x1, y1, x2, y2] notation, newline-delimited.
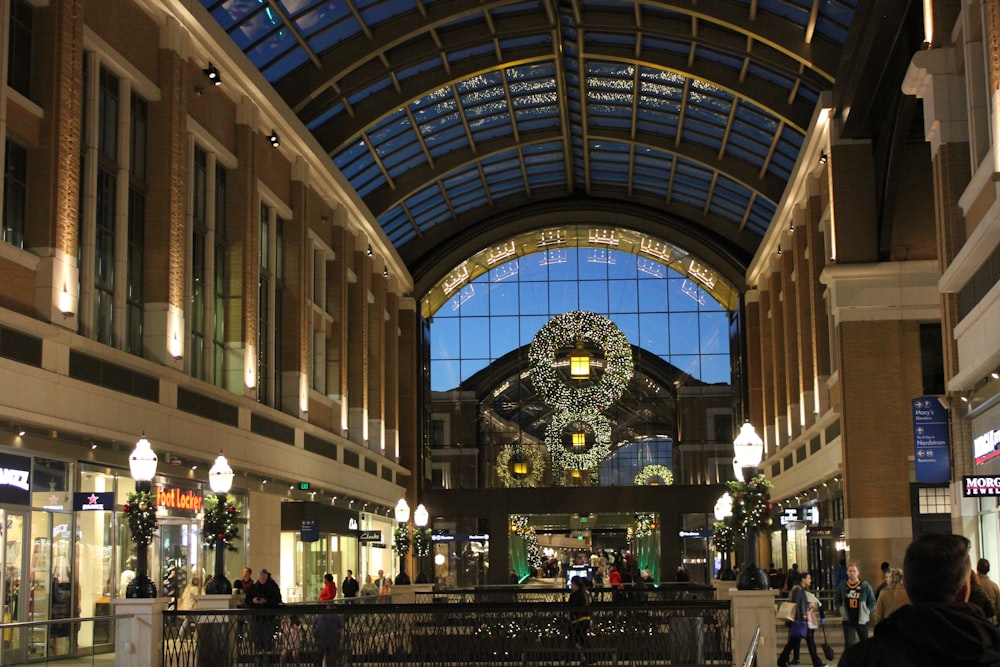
[912, 397, 950, 483]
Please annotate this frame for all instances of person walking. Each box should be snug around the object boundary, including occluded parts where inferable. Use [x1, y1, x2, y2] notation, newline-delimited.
[341, 570, 359, 598]
[318, 573, 338, 601]
[840, 533, 1000, 666]
[568, 576, 592, 661]
[873, 567, 909, 625]
[834, 562, 876, 648]
[777, 572, 825, 667]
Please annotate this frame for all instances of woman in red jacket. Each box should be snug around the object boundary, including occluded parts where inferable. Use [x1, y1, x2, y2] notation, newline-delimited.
[318, 573, 338, 601]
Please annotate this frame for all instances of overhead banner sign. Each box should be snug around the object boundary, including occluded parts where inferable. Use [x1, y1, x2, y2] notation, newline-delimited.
[912, 397, 950, 483]
[73, 492, 114, 511]
[430, 533, 490, 543]
[301, 519, 319, 543]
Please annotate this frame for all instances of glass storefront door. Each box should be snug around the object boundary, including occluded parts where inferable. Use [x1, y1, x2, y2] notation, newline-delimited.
[28, 510, 74, 660]
[1, 509, 28, 664]
[155, 519, 202, 609]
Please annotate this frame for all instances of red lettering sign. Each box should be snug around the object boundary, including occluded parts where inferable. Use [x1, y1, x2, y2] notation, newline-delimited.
[155, 486, 204, 512]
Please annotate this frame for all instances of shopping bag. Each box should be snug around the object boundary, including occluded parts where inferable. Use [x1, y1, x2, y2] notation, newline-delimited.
[789, 620, 809, 639]
[776, 601, 797, 622]
[807, 609, 820, 629]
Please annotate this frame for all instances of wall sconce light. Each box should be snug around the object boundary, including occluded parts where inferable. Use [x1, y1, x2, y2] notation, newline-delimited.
[383, 267, 388, 278]
[789, 222, 795, 233]
[203, 62, 221, 86]
[269, 131, 280, 147]
[366, 244, 373, 257]
[777, 244, 782, 256]
[818, 152, 828, 165]
[17, 427, 25, 437]
[992, 371, 999, 380]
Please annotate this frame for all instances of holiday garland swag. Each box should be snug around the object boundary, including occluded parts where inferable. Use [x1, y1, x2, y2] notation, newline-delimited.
[202, 495, 240, 551]
[123, 490, 157, 547]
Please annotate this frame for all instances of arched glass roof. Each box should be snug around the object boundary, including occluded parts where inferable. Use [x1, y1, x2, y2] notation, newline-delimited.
[201, 0, 857, 280]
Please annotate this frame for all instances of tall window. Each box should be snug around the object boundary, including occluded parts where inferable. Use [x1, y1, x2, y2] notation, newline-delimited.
[7, 0, 32, 97]
[258, 201, 285, 407]
[126, 94, 147, 355]
[213, 164, 228, 387]
[3, 141, 27, 248]
[83, 57, 150, 353]
[190, 145, 231, 385]
[192, 148, 209, 380]
[94, 66, 119, 346]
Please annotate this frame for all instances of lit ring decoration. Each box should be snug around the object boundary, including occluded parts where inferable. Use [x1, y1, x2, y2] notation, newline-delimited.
[496, 444, 546, 488]
[545, 411, 612, 471]
[634, 464, 675, 486]
[528, 311, 634, 413]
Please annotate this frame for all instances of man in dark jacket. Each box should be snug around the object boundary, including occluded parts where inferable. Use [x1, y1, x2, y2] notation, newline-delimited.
[341, 570, 360, 598]
[246, 568, 282, 650]
[840, 533, 1000, 667]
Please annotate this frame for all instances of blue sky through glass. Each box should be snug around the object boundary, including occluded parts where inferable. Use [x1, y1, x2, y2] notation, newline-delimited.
[430, 247, 730, 392]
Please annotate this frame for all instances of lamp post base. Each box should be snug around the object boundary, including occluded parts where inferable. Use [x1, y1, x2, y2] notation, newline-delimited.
[736, 563, 768, 590]
[125, 573, 157, 598]
[205, 575, 232, 595]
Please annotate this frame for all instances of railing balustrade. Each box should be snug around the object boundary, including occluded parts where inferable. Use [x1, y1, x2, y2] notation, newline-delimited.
[163, 599, 731, 666]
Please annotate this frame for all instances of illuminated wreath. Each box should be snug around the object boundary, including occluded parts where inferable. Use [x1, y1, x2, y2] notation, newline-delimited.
[496, 444, 546, 488]
[545, 411, 612, 471]
[634, 512, 656, 538]
[634, 464, 675, 486]
[528, 311, 633, 413]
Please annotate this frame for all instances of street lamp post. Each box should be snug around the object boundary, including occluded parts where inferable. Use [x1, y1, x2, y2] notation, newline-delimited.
[395, 498, 410, 576]
[714, 492, 736, 580]
[733, 422, 767, 590]
[414, 503, 429, 582]
[126, 434, 158, 598]
[205, 453, 235, 594]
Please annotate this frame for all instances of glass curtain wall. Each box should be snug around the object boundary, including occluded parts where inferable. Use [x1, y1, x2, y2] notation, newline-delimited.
[428, 245, 730, 490]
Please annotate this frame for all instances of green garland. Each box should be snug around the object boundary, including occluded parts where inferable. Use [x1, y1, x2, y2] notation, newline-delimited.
[528, 311, 634, 413]
[725, 474, 774, 536]
[202, 495, 240, 551]
[412, 527, 432, 558]
[122, 490, 157, 547]
[393, 525, 411, 556]
[712, 520, 735, 553]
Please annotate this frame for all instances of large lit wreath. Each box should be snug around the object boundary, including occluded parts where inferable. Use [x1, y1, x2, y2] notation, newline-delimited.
[545, 411, 612, 470]
[634, 464, 675, 486]
[122, 490, 157, 547]
[634, 512, 656, 538]
[202, 495, 240, 551]
[496, 444, 546, 488]
[528, 311, 633, 413]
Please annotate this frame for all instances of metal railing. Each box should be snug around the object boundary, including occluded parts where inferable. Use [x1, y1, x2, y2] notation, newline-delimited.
[0, 615, 125, 666]
[414, 583, 717, 605]
[163, 600, 731, 666]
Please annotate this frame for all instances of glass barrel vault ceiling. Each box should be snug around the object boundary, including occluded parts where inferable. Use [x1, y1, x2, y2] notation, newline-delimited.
[201, 0, 857, 274]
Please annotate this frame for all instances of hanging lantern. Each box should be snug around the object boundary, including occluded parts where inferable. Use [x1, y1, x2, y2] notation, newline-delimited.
[569, 339, 591, 379]
[571, 431, 586, 448]
[571, 469, 582, 479]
